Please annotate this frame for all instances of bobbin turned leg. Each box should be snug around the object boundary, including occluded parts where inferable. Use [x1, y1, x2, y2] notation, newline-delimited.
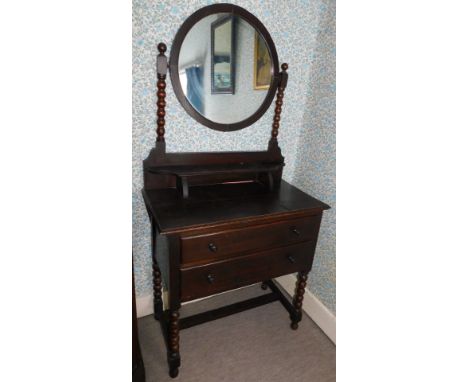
[150, 220, 163, 321]
[290, 271, 308, 330]
[152, 263, 163, 320]
[168, 310, 180, 378]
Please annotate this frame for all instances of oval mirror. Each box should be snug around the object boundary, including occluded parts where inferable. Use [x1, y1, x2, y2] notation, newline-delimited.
[169, 4, 280, 131]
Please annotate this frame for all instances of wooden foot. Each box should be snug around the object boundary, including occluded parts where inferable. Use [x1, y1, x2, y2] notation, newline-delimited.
[169, 367, 179, 378]
[260, 281, 268, 290]
[290, 271, 308, 330]
[167, 310, 181, 378]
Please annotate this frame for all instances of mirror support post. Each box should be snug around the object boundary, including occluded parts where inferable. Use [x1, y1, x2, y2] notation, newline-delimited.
[270, 63, 289, 143]
[156, 43, 168, 143]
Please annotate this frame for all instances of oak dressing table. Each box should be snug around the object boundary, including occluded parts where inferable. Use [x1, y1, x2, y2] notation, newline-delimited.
[141, 4, 330, 378]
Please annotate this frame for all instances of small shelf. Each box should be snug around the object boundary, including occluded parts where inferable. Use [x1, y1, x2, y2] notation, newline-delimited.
[147, 161, 284, 199]
[147, 161, 284, 177]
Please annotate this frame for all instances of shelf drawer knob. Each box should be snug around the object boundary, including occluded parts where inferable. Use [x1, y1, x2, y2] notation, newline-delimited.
[291, 227, 300, 236]
[207, 274, 215, 284]
[287, 255, 296, 264]
[208, 243, 217, 252]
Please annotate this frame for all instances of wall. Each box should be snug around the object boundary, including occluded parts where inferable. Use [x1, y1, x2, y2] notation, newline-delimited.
[292, 0, 336, 312]
[133, 0, 336, 313]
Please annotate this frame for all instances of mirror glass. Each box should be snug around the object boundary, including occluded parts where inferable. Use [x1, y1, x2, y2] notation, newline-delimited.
[177, 13, 273, 125]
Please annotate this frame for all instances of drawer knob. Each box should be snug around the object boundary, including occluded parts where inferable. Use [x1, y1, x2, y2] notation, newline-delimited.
[207, 274, 215, 284]
[287, 255, 296, 264]
[291, 227, 301, 236]
[208, 243, 217, 252]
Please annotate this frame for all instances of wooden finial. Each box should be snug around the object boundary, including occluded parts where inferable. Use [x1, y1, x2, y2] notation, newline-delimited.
[271, 63, 289, 140]
[156, 42, 168, 142]
[158, 42, 167, 54]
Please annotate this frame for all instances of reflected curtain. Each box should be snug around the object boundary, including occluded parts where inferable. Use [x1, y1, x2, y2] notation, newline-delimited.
[185, 66, 204, 114]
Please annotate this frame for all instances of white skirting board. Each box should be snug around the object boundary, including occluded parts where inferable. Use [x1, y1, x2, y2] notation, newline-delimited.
[136, 276, 336, 344]
[135, 293, 155, 319]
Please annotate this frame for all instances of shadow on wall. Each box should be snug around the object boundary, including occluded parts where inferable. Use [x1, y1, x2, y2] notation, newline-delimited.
[292, 0, 335, 314]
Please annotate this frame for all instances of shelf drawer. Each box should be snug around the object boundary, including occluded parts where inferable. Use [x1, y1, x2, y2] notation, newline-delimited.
[180, 214, 321, 266]
[180, 241, 315, 302]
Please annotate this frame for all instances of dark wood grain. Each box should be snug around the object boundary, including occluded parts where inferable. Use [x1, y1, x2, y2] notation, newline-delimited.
[143, 139, 284, 191]
[179, 292, 279, 329]
[151, 219, 163, 320]
[180, 242, 315, 302]
[291, 271, 308, 330]
[168, 310, 180, 378]
[143, 180, 329, 234]
[147, 161, 283, 177]
[180, 214, 321, 266]
[156, 43, 167, 142]
[167, 235, 181, 311]
[271, 63, 288, 140]
[152, 262, 163, 320]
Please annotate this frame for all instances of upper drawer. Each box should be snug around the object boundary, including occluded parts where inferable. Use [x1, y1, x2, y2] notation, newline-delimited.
[180, 214, 321, 266]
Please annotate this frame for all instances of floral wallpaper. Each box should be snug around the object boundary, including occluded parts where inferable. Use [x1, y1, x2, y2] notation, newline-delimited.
[292, 0, 336, 312]
[133, 0, 336, 313]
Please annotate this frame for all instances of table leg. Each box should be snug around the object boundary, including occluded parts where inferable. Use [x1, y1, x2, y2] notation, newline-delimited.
[151, 221, 163, 321]
[168, 309, 180, 378]
[290, 271, 308, 330]
[152, 262, 163, 320]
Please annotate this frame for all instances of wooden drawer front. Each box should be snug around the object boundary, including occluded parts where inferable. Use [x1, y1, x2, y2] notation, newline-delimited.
[180, 242, 315, 302]
[180, 214, 321, 266]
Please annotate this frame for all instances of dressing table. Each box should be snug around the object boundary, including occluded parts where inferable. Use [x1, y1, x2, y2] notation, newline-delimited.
[141, 4, 330, 378]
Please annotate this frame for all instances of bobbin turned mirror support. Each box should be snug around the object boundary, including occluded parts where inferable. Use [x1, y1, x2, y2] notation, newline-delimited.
[156, 42, 168, 143]
[269, 63, 288, 148]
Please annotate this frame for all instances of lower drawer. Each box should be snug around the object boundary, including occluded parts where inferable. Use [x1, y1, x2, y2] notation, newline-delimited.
[180, 242, 315, 302]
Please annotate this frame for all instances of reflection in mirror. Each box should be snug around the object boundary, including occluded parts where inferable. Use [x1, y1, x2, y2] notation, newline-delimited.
[254, 32, 272, 90]
[211, 16, 235, 94]
[178, 13, 273, 125]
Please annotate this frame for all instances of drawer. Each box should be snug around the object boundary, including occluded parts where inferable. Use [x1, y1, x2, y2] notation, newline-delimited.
[180, 214, 321, 266]
[180, 241, 315, 302]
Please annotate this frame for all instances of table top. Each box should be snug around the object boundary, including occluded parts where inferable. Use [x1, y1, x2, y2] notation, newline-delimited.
[142, 180, 330, 234]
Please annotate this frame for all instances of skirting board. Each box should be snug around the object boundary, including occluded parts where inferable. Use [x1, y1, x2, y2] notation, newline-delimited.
[135, 293, 155, 319]
[136, 276, 336, 344]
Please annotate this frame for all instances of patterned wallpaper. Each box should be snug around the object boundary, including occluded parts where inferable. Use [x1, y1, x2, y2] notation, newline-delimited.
[292, 0, 336, 312]
[133, 0, 336, 313]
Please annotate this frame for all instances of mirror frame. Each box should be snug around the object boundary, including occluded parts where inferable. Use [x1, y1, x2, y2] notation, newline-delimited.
[169, 3, 280, 132]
